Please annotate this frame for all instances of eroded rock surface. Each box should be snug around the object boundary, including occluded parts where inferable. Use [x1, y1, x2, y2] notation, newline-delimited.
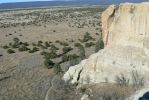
[63, 2, 149, 84]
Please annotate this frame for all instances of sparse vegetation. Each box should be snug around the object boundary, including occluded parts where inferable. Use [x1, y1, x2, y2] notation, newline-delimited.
[53, 63, 62, 74]
[95, 39, 104, 52]
[44, 59, 54, 69]
[81, 32, 93, 42]
[7, 49, 15, 54]
[18, 45, 30, 52]
[62, 46, 73, 54]
[115, 74, 129, 86]
[85, 42, 95, 48]
[0, 6, 110, 100]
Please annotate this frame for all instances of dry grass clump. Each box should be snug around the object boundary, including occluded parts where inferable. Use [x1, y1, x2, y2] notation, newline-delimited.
[80, 83, 138, 100]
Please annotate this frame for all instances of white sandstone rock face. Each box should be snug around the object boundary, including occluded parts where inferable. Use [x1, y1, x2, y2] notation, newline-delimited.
[63, 2, 149, 84]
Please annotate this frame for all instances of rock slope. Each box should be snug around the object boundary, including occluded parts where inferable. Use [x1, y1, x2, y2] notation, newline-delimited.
[63, 2, 149, 84]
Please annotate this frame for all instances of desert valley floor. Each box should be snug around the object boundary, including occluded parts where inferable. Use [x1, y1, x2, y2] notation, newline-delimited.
[0, 6, 107, 100]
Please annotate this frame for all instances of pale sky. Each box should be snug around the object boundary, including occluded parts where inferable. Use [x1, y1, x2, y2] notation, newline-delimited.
[0, 0, 54, 3]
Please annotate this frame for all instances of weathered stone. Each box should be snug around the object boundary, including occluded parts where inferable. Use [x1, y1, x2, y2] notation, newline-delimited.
[81, 94, 89, 100]
[63, 2, 149, 85]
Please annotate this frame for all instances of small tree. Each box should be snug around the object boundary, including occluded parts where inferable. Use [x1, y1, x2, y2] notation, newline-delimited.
[7, 49, 15, 54]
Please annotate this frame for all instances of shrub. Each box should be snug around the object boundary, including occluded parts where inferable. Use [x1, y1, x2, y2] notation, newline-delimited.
[85, 42, 95, 48]
[44, 41, 50, 47]
[81, 32, 93, 42]
[33, 47, 39, 51]
[32, 43, 37, 46]
[23, 42, 29, 46]
[3, 45, 9, 49]
[69, 54, 80, 66]
[62, 55, 69, 62]
[7, 49, 15, 54]
[43, 51, 58, 59]
[38, 40, 43, 44]
[40, 51, 47, 55]
[53, 63, 62, 74]
[74, 43, 82, 47]
[18, 46, 30, 52]
[115, 74, 129, 86]
[13, 37, 20, 43]
[59, 42, 69, 46]
[61, 54, 79, 63]
[50, 44, 59, 51]
[12, 43, 20, 48]
[53, 30, 56, 32]
[62, 46, 73, 54]
[28, 47, 39, 53]
[37, 41, 43, 47]
[44, 59, 54, 69]
[95, 39, 104, 52]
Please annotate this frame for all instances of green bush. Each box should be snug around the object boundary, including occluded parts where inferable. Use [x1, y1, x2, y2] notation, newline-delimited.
[50, 44, 59, 51]
[53, 63, 62, 74]
[44, 59, 54, 69]
[3, 45, 9, 49]
[18, 46, 30, 52]
[12, 43, 20, 48]
[62, 46, 73, 54]
[85, 42, 95, 48]
[13, 37, 20, 43]
[62, 55, 69, 62]
[40, 51, 47, 55]
[32, 43, 37, 46]
[74, 43, 82, 47]
[81, 32, 93, 42]
[59, 42, 69, 46]
[44, 41, 50, 47]
[23, 42, 29, 46]
[43, 51, 58, 59]
[37, 41, 43, 47]
[28, 47, 39, 53]
[61, 54, 79, 64]
[7, 49, 15, 54]
[69, 54, 80, 66]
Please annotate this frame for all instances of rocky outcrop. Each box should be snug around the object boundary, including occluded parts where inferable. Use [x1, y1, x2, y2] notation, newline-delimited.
[63, 2, 149, 84]
[101, 5, 115, 46]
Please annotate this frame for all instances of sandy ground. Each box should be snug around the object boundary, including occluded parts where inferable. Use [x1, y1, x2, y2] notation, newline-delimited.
[0, 6, 106, 100]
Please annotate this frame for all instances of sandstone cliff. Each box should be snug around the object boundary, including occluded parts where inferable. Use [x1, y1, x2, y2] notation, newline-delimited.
[63, 2, 149, 84]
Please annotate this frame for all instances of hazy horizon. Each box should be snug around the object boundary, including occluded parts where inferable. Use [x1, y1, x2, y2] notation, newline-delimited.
[1, 0, 148, 4]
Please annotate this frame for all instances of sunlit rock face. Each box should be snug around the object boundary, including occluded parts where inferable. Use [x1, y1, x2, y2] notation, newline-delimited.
[63, 2, 149, 84]
[106, 3, 149, 49]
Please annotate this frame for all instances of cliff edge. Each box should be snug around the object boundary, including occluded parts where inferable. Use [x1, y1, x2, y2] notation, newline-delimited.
[63, 2, 149, 84]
